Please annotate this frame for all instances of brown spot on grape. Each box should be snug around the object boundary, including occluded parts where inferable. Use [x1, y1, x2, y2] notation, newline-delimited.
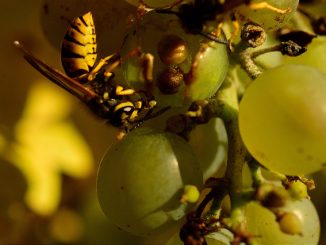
[306, 155, 313, 161]
[127, 224, 131, 228]
[297, 147, 304, 153]
[120, 186, 125, 190]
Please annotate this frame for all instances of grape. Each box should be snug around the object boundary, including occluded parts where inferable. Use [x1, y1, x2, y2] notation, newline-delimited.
[97, 127, 203, 236]
[121, 12, 229, 107]
[245, 199, 320, 245]
[189, 118, 228, 181]
[235, 0, 299, 31]
[184, 39, 229, 101]
[283, 36, 326, 73]
[239, 65, 326, 175]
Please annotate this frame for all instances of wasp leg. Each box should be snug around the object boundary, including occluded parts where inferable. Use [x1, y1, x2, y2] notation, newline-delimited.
[129, 110, 139, 121]
[214, 21, 224, 38]
[248, 2, 291, 14]
[103, 59, 121, 78]
[115, 85, 135, 96]
[87, 54, 119, 81]
[186, 100, 209, 119]
[186, 106, 204, 118]
[134, 101, 143, 109]
[116, 130, 127, 140]
[228, 14, 240, 51]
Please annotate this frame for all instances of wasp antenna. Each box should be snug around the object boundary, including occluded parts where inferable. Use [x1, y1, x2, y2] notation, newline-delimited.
[145, 106, 171, 120]
[199, 32, 228, 45]
[14, 40, 31, 55]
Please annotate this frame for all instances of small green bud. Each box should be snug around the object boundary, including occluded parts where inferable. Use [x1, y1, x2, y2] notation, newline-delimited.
[180, 185, 200, 203]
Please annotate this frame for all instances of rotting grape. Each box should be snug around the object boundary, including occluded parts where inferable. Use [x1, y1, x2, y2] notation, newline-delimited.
[157, 34, 189, 66]
[97, 127, 203, 236]
[235, 0, 299, 32]
[121, 11, 229, 107]
[239, 64, 326, 175]
[283, 36, 326, 73]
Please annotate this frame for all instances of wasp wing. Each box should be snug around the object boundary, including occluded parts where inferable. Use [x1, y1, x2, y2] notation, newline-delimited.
[14, 41, 97, 102]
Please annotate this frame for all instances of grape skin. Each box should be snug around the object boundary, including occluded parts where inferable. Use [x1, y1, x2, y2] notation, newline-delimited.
[189, 118, 228, 181]
[235, 0, 299, 31]
[97, 127, 202, 236]
[245, 199, 320, 245]
[239, 65, 326, 175]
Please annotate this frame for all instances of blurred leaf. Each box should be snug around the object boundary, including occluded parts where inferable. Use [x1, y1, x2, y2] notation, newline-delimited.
[8, 82, 93, 216]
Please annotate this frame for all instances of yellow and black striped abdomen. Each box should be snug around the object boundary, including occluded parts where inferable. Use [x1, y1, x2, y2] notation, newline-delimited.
[61, 12, 97, 78]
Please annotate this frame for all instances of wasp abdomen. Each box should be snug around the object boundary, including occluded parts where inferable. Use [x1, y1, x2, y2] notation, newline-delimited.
[61, 12, 97, 78]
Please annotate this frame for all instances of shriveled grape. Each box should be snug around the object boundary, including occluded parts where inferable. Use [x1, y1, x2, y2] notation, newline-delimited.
[283, 36, 326, 73]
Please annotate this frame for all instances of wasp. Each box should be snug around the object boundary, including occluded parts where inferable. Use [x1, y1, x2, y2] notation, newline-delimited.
[15, 12, 164, 133]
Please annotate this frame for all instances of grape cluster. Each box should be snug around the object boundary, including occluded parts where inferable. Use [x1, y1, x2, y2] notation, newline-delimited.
[22, 0, 326, 244]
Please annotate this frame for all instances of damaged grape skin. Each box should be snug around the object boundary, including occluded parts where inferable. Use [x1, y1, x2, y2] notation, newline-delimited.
[235, 0, 299, 32]
[121, 12, 229, 107]
[184, 40, 229, 102]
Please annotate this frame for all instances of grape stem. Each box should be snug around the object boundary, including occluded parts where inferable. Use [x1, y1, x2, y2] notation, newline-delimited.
[235, 42, 304, 79]
[247, 157, 265, 188]
[216, 77, 248, 212]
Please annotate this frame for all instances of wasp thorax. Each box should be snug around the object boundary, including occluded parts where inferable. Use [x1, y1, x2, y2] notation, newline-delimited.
[157, 34, 189, 65]
[157, 66, 184, 94]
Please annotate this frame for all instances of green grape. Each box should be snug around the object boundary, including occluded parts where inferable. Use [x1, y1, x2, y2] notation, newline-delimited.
[97, 127, 203, 236]
[245, 199, 320, 245]
[189, 118, 228, 181]
[184, 39, 229, 101]
[235, 0, 299, 31]
[239, 65, 326, 175]
[121, 12, 229, 107]
[283, 36, 326, 73]
[126, 0, 176, 8]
